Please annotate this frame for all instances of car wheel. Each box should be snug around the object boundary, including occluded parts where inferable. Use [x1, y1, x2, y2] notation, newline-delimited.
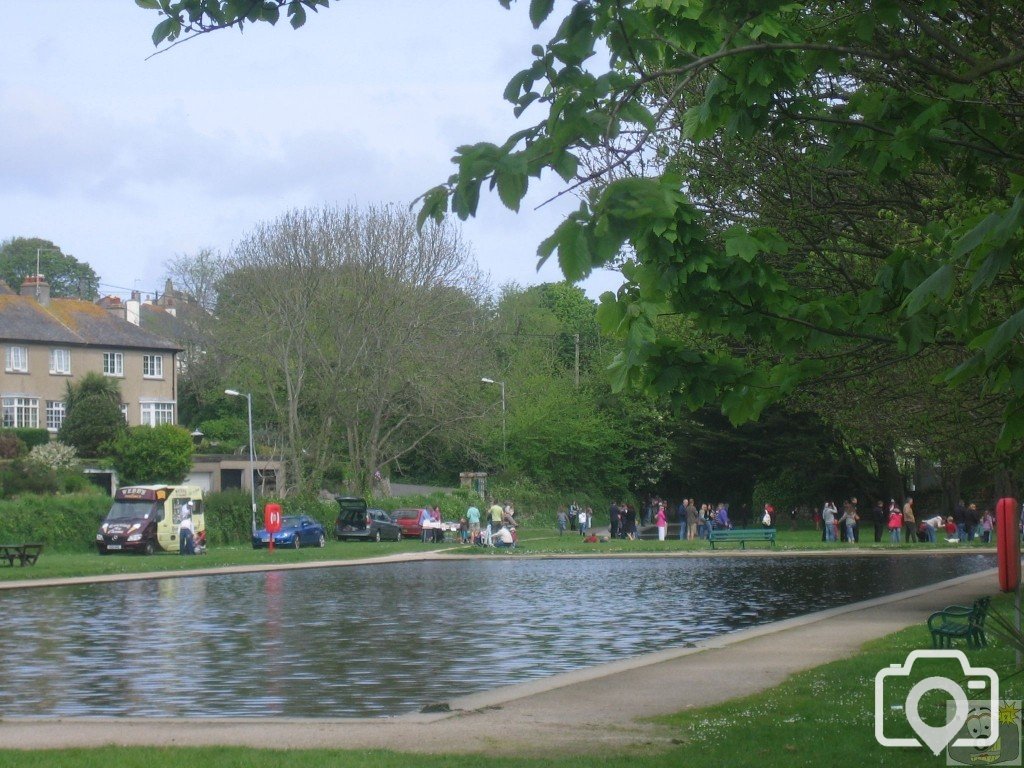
[374, 529, 381, 543]
[318, 533, 326, 548]
[142, 540, 155, 556]
[294, 536, 301, 550]
[395, 530, 402, 542]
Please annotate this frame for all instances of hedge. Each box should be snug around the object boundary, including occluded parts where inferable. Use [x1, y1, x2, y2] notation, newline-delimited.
[0, 428, 50, 451]
[0, 492, 111, 552]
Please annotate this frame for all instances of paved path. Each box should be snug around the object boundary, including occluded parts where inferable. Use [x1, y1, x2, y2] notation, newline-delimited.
[0, 566, 999, 755]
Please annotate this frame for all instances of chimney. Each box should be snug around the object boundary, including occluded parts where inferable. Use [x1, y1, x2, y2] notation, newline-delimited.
[20, 275, 51, 306]
[131, 289, 141, 302]
[97, 295, 126, 321]
[126, 298, 141, 326]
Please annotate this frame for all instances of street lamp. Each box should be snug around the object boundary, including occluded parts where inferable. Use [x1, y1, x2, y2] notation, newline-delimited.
[225, 389, 257, 535]
[480, 378, 506, 461]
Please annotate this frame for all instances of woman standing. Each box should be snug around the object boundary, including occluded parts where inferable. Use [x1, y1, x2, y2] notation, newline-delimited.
[887, 501, 903, 544]
[656, 505, 667, 541]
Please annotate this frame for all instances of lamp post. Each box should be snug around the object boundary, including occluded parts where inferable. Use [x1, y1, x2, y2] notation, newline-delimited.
[480, 378, 506, 461]
[225, 389, 257, 535]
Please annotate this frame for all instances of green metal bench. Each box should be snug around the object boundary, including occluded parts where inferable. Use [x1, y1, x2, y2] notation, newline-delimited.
[927, 596, 990, 649]
[708, 528, 776, 549]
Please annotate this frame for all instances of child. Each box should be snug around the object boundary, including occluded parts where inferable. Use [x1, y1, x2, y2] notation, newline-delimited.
[945, 516, 959, 543]
[980, 509, 994, 544]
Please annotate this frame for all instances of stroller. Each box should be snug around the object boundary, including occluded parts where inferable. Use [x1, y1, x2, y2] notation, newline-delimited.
[192, 529, 207, 555]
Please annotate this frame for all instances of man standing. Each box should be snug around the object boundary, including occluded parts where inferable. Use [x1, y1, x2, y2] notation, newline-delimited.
[488, 500, 504, 536]
[556, 507, 568, 536]
[178, 502, 194, 555]
[686, 499, 698, 540]
[902, 496, 917, 543]
[467, 503, 481, 543]
[609, 501, 620, 539]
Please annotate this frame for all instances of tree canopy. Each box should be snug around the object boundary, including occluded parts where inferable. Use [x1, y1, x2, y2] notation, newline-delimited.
[0, 237, 99, 299]
[143, 1, 1024, 501]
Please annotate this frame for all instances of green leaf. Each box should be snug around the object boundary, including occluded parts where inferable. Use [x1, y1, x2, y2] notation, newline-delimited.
[287, 1, 307, 29]
[529, 0, 555, 28]
[135, 0, 160, 9]
[984, 307, 1024, 363]
[902, 263, 953, 315]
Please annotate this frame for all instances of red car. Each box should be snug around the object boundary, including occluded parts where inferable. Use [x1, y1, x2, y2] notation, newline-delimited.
[391, 508, 426, 539]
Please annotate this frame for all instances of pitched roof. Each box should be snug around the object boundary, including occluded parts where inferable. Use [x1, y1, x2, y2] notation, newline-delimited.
[0, 294, 181, 351]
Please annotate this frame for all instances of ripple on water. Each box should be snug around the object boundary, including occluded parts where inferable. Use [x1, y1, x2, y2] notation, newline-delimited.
[0, 553, 994, 717]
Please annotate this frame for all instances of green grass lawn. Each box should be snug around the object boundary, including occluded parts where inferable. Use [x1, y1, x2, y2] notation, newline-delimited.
[0, 525, 994, 582]
[4, 594, 1019, 767]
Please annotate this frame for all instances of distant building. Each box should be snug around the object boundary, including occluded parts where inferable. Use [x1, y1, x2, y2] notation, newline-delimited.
[0, 276, 180, 431]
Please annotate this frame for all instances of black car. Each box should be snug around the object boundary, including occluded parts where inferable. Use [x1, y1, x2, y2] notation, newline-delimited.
[335, 497, 402, 542]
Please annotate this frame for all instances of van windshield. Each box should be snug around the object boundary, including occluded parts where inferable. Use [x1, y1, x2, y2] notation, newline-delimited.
[106, 501, 160, 521]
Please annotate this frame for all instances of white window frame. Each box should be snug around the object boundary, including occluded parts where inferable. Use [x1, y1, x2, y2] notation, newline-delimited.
[2, 396, 39, 428]
[119, 404, 129, 423]
[140, 401, 175, 427]
[49, 348, 72, 375]
[103, 351, 124, 377]
[5, 346, 28, 373]
[142, 354, 164, 379]
[46, 400, 66, 432]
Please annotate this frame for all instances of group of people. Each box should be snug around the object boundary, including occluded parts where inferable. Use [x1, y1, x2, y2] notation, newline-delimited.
[555, 501, 594, 536]
[459, 500, 517, 548]
[818, 496, 996, 545]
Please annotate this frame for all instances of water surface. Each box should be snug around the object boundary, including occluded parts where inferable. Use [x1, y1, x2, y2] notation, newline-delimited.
[0, 554, 994, 717]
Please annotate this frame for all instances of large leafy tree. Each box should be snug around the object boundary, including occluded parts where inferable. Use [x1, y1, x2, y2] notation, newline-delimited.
[142, 1, 1023, 485]
[0, 237, 99, 299]
[214, 204, 488, 496]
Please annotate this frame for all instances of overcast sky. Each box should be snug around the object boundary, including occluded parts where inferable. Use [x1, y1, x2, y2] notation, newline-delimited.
[1, 1, 621, 301]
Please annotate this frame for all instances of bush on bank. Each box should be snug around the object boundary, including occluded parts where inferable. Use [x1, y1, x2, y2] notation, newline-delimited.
[0, 492, 111, 551]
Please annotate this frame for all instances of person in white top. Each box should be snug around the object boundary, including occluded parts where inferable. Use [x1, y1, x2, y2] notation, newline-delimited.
[178, 503, 195, 555]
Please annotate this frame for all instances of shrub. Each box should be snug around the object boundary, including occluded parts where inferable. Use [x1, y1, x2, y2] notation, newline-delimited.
[0, 491, 110, 551]
[1, 428, 49, 451]
[59, 394, 126, 457]
[0, 460, 59, 497]
[26, 441, 79, 471]
[203, 489, 256, 546]
[110, 424, 194, 485]
[0, 433, 26, 459]
[196, 416, 248, 444]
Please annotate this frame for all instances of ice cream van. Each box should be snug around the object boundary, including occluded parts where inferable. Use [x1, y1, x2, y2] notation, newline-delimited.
[96, 485, 205, 555]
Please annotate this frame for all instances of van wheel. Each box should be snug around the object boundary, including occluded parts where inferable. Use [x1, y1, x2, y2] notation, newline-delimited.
[318, 533, 325, 548]
[142, 540, 155, 556]
[98, 546, 110, 555]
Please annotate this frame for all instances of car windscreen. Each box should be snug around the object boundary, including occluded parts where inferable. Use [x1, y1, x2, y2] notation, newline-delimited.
[393, 510, 419, 520]
[280, 516, 301, 528]
[105, 501, 160, 521]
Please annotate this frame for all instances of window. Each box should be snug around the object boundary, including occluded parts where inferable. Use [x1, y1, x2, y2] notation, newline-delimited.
[2, 397, 39, 428]
[119, 404, 129, 422]
[140, 402, 175, 426]
[5, 346, 28, 373]
[103, 352, 124, 377]
[49, 348, 71, 375]
[142, 354, 163, 379]
[46, 400, 65, 432]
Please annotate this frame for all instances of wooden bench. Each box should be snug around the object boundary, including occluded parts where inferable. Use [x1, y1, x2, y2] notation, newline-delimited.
[0, 543, 44, 567]
[708, 528, 776, 549]
[928, 596, 990, 649]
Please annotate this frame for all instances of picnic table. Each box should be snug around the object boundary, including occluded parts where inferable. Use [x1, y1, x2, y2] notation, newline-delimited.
[0, 543, 44, 567]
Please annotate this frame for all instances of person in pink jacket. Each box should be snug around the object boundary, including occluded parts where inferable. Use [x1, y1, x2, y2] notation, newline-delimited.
[656, 506, 667, 541]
